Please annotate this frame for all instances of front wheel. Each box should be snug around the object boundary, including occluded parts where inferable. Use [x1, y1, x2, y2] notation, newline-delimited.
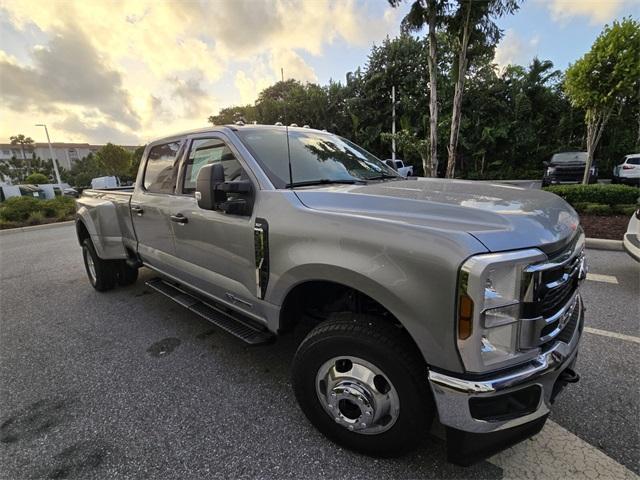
[292, 314, 434, 457]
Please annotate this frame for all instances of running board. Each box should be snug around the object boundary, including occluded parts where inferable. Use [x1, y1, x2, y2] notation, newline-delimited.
[146, 278, 275, 345]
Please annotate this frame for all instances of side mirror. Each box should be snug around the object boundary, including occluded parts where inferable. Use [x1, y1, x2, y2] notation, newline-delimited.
[543, 161, 549, 167]
[196, 163, 254, 215]
[196, 163, 225, 210]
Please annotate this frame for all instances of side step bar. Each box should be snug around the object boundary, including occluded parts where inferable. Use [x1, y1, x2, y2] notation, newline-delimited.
[146, 278, 275, 345]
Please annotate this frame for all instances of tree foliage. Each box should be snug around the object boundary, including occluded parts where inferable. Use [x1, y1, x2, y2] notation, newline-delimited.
[95, 143, 132, 177]
[564, 18, 640, 183]
[24, 172, 49, 184]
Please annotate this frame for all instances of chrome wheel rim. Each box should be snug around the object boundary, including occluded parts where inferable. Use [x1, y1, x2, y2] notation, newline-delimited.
[84, 248, 97, 284]
[315, 356, 400, 435]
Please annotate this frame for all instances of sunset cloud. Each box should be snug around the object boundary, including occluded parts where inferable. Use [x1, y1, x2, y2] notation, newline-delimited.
[0, 0, 396, 144]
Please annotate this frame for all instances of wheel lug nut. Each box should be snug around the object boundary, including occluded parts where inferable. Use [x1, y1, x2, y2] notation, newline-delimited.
[361, 423, 367, 427]
[365, 411, 372, 416]
[348, 425, 354, 430]
[334, 417, 340, 422]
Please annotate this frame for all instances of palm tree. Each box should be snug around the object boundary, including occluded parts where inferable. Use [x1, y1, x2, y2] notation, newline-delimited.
[388, 0, 448, 177]
[9, 134, 35, 175]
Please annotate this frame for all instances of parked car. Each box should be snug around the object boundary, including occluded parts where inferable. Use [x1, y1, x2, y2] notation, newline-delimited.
[18, 184, 46, 198]
[76, 125, 585, 465]
[384, 159, 414, 177]
[542, 152, 598, 186]
[63, 187, 80, 198]
[623, 208, 640, 262]
[612, 154, 640, 186]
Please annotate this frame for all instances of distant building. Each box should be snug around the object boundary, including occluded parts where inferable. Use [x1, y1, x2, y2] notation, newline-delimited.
[0, 143, 139, 170]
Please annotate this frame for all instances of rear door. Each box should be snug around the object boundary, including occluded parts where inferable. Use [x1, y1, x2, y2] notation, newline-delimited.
[131, 139, 184, 276]
[168, 134, 258, 311]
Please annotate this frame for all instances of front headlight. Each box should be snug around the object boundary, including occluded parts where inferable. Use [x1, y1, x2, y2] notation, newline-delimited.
[546, 167, 556, 175]
[457, 249, 547, 373]
[589, 166, 597, 175]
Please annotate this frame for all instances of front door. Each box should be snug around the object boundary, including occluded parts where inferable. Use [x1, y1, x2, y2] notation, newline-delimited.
[169, 135, 258, 313]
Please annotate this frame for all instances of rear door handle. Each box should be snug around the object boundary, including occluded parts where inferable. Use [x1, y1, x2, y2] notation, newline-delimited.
[131, 205, 144, 216]
[170, 214, 188, 225]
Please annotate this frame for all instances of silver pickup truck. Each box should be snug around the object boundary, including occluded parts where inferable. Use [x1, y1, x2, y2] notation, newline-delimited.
[76, 124, 585, 464]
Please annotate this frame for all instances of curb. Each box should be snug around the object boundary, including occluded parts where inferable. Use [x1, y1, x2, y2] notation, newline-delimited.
[0, 220, 74, 235]
[585, 237, 623, 251]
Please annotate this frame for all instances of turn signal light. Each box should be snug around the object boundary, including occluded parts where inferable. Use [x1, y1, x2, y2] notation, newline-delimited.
[458, 294, 474, 340]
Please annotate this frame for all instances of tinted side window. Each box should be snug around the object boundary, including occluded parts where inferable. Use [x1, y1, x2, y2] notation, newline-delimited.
[182, 138, 245, 194]
[144, 142, 181, 193]
[627, 157, 640, 165]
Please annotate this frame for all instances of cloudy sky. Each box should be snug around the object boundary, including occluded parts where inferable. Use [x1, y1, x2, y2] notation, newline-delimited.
[0, 0, 638, 146]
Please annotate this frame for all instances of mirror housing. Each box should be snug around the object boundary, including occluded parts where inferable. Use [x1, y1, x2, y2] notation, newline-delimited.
[196, 163, 225, 210]
[543, 161, 549, 167]
[196, 163, 254, 215]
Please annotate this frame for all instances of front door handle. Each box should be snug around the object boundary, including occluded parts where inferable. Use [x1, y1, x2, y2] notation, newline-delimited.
[131, 205, 144, 216]
[170, 214, 188, 225]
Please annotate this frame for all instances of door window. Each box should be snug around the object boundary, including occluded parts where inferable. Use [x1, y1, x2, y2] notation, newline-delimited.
[182, 138, 245, 194]
[144, 141, 182, 193]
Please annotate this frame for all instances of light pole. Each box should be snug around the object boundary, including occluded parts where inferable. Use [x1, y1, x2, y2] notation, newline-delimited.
[391, 85, 396, 162]
[35, 124, 63, 191]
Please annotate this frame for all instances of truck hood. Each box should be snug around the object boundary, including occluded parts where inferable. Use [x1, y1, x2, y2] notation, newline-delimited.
[294, 178, 580, 253]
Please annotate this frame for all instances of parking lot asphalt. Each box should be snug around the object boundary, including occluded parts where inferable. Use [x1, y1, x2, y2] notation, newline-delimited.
[1, 224, 638, 479]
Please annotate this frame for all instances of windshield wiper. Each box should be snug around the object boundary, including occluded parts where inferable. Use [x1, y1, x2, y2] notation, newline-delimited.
[285, 179, 366, 188]
[367, 173, 401, 181]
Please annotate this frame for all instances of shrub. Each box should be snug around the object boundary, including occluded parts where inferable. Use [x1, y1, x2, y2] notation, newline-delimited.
[544, 184, 639, 206]
[612, 204, 638, 216]
[0, 196, 43, 222]
[580, 203, 612, 215]
[42, 196, 75, 219]
[24, 172, 50, 184]
[26, 211, 46, 225]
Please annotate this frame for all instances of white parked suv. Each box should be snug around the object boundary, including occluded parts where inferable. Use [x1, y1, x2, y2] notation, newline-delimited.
[612, 154, 640, 186]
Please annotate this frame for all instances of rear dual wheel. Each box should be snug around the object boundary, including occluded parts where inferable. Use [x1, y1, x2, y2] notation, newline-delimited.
[82, 238, 138, 291]
[292, 313, 434, 457]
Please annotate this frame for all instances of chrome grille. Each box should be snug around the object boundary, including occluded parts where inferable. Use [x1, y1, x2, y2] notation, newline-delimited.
[519, 233, 586, 349]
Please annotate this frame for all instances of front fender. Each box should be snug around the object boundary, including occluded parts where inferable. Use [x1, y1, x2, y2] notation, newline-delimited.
[269, 259, 460, 372]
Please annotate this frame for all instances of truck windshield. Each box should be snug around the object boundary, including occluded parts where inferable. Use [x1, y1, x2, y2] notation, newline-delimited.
[236, 128, 399, 188]
[550, 152, 588, 163]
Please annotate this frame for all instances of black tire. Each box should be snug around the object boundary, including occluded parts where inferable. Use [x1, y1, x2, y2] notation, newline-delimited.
[292, 313, 434, 457]
[116, 261, 139, 286]
[82, 238, 117, 292]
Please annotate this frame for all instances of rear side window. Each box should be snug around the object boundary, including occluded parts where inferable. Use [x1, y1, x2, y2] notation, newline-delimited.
[627, 157, 640, 165]
[144, 141, 181, 193]
[182, 138, 245, 194]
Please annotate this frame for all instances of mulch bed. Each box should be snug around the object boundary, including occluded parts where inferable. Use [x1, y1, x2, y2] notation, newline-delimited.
[579, 214, 630, 240]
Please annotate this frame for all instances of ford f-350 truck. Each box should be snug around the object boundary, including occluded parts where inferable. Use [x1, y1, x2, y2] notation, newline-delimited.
[76, 125, 585, 464]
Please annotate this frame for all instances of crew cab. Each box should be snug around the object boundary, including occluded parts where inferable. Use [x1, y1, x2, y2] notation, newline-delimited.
[76, 125, 585, 464]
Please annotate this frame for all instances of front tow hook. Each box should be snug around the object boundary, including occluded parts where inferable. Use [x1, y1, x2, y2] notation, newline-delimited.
[559, 368, 580, 384]
[551, 367, 580, 403]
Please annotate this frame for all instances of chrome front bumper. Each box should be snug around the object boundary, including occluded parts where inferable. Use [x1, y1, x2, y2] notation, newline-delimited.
[428, 295, 583, 434]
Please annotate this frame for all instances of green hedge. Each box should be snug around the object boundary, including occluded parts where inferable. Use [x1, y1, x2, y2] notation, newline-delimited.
[0, 196, 76, 223]
[543, 184, 639, 206]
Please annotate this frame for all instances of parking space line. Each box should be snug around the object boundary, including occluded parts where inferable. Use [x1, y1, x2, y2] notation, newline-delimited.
[489, 420, 639, 479]
[584, 327, 640, 344]
[586, 273, 619, 284]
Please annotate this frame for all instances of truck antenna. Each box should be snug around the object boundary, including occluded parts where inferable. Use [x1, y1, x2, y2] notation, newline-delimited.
[282, 67, 294, 189]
